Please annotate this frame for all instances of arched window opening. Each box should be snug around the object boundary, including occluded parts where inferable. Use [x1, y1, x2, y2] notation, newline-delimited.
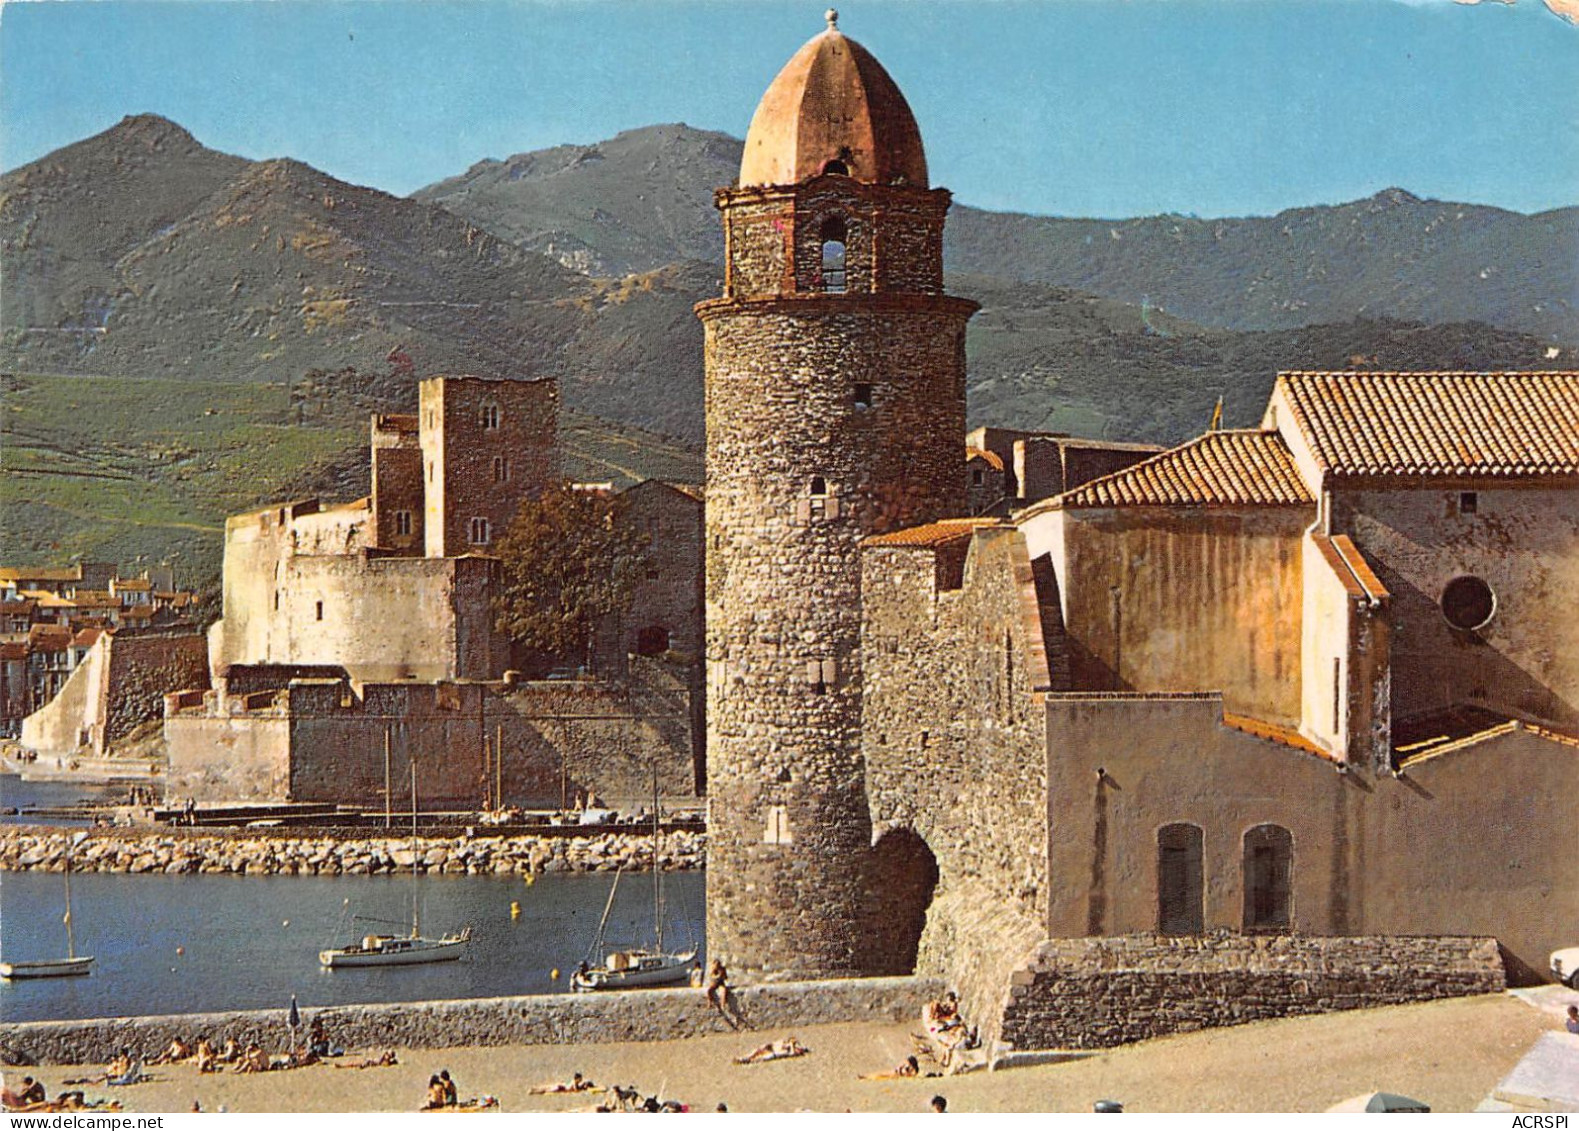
[818, 216, 847, 294]
[480, 402, 501, 430]
[1243, 824, 1293, 932]
[822, 159, 850, 176]
[1157, 823, 1204, 935]
[809, 476, 828, 497]
[635, 625, 670, 657]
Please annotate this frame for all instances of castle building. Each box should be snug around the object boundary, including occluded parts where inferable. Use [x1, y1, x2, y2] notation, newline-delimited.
[697, 10, 978, 979]
[702, 17, 1577, 1049]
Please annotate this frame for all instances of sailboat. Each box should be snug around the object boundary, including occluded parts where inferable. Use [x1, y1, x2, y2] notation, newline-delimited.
[318, 760, 471, 969]
[570, 771, 696, 992]
[1, 832, 93, 979]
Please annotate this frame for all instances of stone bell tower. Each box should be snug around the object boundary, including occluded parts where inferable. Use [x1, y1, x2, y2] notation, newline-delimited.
[697, 11, 977, 980]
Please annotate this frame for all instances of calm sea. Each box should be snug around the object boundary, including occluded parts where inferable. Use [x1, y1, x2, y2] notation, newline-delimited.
[0, 775, 123, 826]
[0, 869, 705, 1023]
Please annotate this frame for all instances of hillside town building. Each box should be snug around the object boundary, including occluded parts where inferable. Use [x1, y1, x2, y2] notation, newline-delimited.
[696, 14, 1578, 1052]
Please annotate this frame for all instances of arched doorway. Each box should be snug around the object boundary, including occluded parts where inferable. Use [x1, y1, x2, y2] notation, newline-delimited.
[1243, 824, 1294, 932]
[864, 827, 939, 974]
[1157, 822, 1204, 935]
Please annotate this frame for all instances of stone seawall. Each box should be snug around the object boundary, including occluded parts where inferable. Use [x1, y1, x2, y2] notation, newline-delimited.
[1, 977, 943, 1067]
[0, 827, 704, 877]
[998, 933, 1505, 1052]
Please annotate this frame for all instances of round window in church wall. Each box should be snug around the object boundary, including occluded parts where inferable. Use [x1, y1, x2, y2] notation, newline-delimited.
[1441, 575, 1496, 631]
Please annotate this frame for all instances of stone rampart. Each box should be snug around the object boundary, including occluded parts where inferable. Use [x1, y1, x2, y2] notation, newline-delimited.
[997, 933, 1504, 1052]
[0, 976, 942, 1066]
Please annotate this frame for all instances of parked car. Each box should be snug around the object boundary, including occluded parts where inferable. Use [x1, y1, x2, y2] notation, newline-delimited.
[1551, 946, 1579, 988]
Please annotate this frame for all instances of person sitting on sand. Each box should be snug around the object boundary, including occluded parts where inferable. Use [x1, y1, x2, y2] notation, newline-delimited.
[1, 1081, 25, 1110]
[423, 1075, 447, 1110]
[733, 1036, 810, 1064]
[193, 1039, 217, 1074]
[234, 1043, 269, 1074]
[151, 1036, 191, 1065]
[216, 1037, 240, 1064]
[105, 1048, 132, 1081]
[860, 1055, 922, 1080]
[440, 1069, 458, 1106]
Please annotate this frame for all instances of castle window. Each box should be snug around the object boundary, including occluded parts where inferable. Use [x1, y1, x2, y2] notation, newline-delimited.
[1243, 824, 1293, 932]
[427, 461, 434, 484]
[818, 216, 847, 294]
[822, 159, 849, 176]
[315, 600, 324, 622]
[636, 625, 670, 656]
[395, 510, 412, 536]
[469, 517, 491, 545]
[493, 456, 510, 483]
[480, 402, 500, 430]
[1459, 491, 1478, 514]
[853, 383, 873, 409]
[1158, 823, 1204, 935]
[805, 657, 836, 694]
[971, 467, 984, 486]
[274, 590, 280, 611]
[1441, 575, 1495, 631]
[809, 476, 827, 497]
[763, 804, 792, 845]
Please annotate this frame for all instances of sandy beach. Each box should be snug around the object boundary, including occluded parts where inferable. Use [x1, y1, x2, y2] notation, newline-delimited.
[10, 991, 1560, 1114]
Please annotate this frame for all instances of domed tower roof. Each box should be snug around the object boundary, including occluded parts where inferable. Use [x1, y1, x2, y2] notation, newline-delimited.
[739, 10, 929, 190]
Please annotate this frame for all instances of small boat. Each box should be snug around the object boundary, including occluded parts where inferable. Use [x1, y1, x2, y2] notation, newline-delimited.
[570, 771, 696, 992]
[319, 759, 471, 969]
[1, 833, 93, 980]
[319, 927, 471, 969]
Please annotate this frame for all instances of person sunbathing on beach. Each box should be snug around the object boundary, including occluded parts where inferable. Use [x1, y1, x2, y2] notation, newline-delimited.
[215, 1038, 240, 1064]
[233, 1043, 269, 1074]
[422, 1075, 447, 1110]
[528, 1071, 598, 1094]
[334, 1050, 399, 1069]
[860, 1055, 924, 1080]
[192, 1039, 217, 1074]
[733, 1036, 810, 1064]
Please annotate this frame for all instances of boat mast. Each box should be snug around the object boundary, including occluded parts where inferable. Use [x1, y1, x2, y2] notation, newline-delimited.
[63, 847, 76, 960]
[587, 867, 622, 962]
[652, 765, 662, 952]
[410, 757, 420, 939]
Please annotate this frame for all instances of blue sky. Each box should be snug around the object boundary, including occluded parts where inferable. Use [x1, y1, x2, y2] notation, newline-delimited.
[2, 0, 1575, 219]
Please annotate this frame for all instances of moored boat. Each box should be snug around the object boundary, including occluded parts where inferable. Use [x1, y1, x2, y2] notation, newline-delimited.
[319, 928, 471, 969]
[0, 956, 95, 980]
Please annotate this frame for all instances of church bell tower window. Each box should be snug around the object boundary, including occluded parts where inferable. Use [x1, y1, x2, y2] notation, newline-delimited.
[818, 217, 847, 294]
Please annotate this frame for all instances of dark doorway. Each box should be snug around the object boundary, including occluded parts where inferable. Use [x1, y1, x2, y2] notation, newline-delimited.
[635, 625, 670, 657]
[1243, 824, 1293, 931]
[864, 827, 940, 974]
[1157, 823, 1204, 934]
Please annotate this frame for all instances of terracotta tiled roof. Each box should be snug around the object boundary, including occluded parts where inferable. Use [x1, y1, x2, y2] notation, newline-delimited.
[1052, 431, 1313, 508]
[72, 627, 103, 648]
[112, 578, 153, 591]
[1275, 371, 1579, 478]
[965, 446, 1005, 471]
[1222, 711, 1338, 761]
[1310, 533, 1390, 602]
[863, 517, 1003, 549]
[0, 567, 80, 582]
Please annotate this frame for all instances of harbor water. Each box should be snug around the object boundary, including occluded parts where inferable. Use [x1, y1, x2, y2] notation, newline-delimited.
[0, 869, 705, 1023]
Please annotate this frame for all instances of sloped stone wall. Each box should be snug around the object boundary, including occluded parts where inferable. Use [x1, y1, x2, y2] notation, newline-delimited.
[998, 932, 1504, 1052]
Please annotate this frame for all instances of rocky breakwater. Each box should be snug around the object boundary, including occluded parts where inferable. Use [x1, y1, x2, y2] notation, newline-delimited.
[0, 828, 705, 877]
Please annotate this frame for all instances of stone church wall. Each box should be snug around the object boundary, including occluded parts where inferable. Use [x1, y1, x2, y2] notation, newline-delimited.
[998, 933, 1504, 1052]
[862, 528, 1055, 1040]
[1333, 483, 1579, 730]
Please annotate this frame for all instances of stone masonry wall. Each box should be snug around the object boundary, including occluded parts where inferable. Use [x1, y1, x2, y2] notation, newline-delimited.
[997, 933, 1504, 1052]
[103, 632, 210, 747]
[699, 293, 974, 981]
[2, 976, 942, 1067]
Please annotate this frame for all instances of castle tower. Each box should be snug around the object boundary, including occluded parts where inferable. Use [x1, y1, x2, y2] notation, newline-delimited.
[698, 12, 977, 980]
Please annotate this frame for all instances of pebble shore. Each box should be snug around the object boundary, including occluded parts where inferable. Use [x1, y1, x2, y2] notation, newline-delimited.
[0, 828, 704, 876]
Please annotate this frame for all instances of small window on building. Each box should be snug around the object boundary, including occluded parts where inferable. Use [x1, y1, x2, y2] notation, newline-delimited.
[395, 510, 412, 536]
[818, 216, 847, 294]
[1441, 575, 1495, 631]
[493, 456, 510, 483]
[763, 804, 792, 845]
[469, 517, 491, 545]
[636, 625, 670, 656]
[854, 383, 873, 409]
[971, 467, 984, 486]
[315, 600, 324, 622]
[1459, 491, 1478, 514]
[427, 461, 434, 484]
[274, 591, 280, 611]
[809, 476, 828, 497]
[822, 159, 849, 176]
[480, 402, 500, 430]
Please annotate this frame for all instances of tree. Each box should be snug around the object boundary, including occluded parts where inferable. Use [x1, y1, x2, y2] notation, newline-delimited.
[492, 482, 651, 673]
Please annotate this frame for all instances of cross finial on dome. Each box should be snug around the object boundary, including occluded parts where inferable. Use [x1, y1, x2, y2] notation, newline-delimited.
[825, 8, 839, 30]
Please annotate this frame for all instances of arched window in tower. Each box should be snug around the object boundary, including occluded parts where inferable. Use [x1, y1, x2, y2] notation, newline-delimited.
[818, 216, 847, 294]
[822, 159, 849, 176]
[480, 402, 501, 430]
